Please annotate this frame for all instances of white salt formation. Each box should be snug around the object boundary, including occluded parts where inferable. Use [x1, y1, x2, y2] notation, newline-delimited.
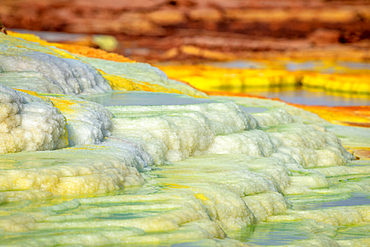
[108, 101, 352, 167]
[0, 85, 67, 154]
[81, 57, 207, 98]
[212, 94, 330, 124]
[47, 95, 114, 146]
[0, 53, 112, 95]
[0, 140, 151, 203]
[109, 101, 259, 163]
[0, 71, 64, 94]
[0, 33, 204, 98]
[0, 34, 112, 95]
[0, 91, 369, 246]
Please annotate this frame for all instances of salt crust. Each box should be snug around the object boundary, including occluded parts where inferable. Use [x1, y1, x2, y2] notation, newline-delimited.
[108, 101, 352, 167]
[269, 205, 370, 227]
[0, 139, 151, 203]
[101, 100, 356, 234]
[81, 57, 207, 98]
[49, 95, 114, 146]
[0, 34, 204, 98]
[0, 71, 64, 94]
[253, 108, 294, 127]
[0, 88, 362, 246]
[108, 101, 259, 164]
[0, 85, 67, 154]
[211, 95, 330, 124]
[0, 53, 112, 95]
[0, 34, 112, 95]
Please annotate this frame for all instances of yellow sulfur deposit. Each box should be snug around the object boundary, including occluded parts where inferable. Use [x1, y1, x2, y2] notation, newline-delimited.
[158, 64, 370, 95]
[82, 57, 207, 98]
[101, 71, 189, 95]
[302, 73, 370, 94]
[158, 65, 300, 93]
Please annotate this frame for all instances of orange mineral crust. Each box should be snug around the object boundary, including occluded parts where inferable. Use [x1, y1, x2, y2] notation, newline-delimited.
[8, 31, 134, 63]
[352, 147, 370, 160]
[292, 105, 370, 128]
[204, 90, 269, 100]
[53, 43, 135, 63]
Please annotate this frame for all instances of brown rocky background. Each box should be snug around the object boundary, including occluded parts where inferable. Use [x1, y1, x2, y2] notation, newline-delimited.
[1, 0, 370, 62]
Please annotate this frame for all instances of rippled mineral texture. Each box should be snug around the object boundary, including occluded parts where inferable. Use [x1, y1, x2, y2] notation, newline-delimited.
[0, 6, 370, 247]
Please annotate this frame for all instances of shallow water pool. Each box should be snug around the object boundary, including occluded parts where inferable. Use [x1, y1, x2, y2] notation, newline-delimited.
[80, 91, 214, 106]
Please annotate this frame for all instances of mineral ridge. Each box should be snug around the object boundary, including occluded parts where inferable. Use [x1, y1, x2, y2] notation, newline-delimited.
[0, 32, 369, 247]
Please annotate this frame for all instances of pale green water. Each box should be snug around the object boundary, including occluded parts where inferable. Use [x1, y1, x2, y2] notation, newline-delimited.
[244, 88, 370, 106]
[80, 91, 269, 114]
[80, 91, 214, 106]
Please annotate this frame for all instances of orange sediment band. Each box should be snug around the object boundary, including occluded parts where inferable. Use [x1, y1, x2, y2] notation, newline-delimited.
[289, 104, 370, 128]
[346, 146, 370, 160]
[352, 147, 370, 160]
[7, 31, 134, 63]
[13, 88, 40, 97]
[203, 90, 272, 100]
[51, 43, 134, 63]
